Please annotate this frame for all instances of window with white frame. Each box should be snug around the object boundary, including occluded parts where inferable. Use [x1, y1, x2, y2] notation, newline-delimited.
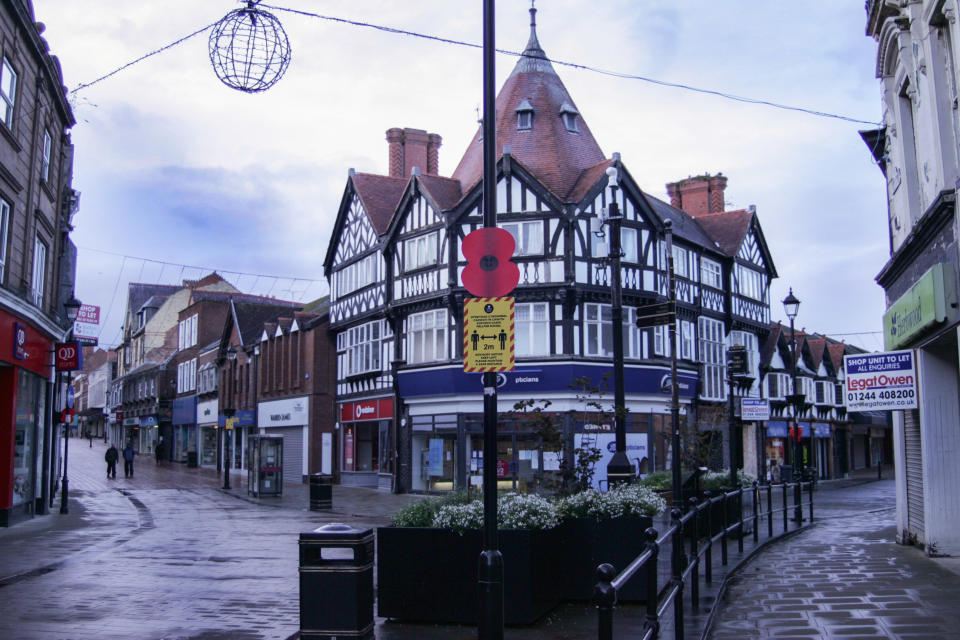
[799, 377, 814, 402]
[404, 231, 438, 271]
[729, 330, 758, 376]
[197, 364, 217, 394]
[31, 236, 46, 307]
[814, 380, 834, 405]
[177, 358, 197, 393]
[515, 302, 549, 357]
[408, 309, 447, 364]
[765, 372, 788, 399]
[338, 254, 377, 297]
[178, 314, 198, 350]
[41, 130, 51, 182]
[672, 245, 689, 278]
[502, 220, 544, 256]
[345, 320, 381, 375]
[0, 198, 8, 282]
[621, 227, 638, 263]
[680, 320, 694, 360]
[701, 258, 722, 289]
[736, 264, 764, 301]
[585, 303, 641, 358]
[653, 324, 670, 357]
[1, 58, 15, 128]
[698, 316, 726, 401]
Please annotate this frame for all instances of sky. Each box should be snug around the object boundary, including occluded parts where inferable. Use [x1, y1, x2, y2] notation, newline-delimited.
[33, 0, 889, 351]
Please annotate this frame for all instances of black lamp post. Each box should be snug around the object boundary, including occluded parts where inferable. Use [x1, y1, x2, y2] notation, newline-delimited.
[601, 165, 633, 487]
[59, 294, 82, 515]
[782, 288, 803, 520]
[222, 344, 237, 491]
[664, 221, 682, 507]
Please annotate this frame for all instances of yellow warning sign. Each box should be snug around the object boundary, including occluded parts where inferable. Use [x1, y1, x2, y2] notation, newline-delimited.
[463, 297, 515, 372]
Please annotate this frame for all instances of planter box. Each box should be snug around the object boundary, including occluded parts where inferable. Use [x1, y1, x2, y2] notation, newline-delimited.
[377, 526, 565, 625]
[559, 516, 653, 602]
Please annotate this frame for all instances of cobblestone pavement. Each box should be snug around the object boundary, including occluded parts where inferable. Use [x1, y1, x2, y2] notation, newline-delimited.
[708, 480, 960, 640]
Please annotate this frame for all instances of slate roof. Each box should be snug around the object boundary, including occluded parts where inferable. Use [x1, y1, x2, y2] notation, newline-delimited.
[646, 196, 721, 251]
[233, 301, 309, 348]
[692, 209, 753, 257]
[126, 283, 181, 322]
[451, 8, 606, 200]
[352, 173, 408, 234]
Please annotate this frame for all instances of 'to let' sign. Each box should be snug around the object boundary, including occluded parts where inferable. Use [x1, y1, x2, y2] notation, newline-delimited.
[461, 227, 520, 297]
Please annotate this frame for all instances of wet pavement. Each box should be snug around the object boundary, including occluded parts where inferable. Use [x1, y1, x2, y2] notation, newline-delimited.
[1, 441, 956, 640]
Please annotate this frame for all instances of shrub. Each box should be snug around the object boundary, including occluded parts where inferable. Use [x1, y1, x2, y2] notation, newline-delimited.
[556, 484, 666, 521]
[391, 489, 475, 527]
[431, 492, 560, 534]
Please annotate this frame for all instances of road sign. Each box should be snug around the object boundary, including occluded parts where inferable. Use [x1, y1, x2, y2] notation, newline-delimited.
[843, 350, 917, 412]
[60, 407, 75, 424]
[635, 301, 675, 328]
[741, 397, 770, 421]
[66, 385, 75, 409]
[55, 342, 83, 371]
[463, 297, 515, 372]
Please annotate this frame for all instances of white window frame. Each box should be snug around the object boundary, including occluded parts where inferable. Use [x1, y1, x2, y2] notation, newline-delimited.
[1, 58, 15, 128]
[404, 231, 438, 271]
[517, 110, 532, 130]
[345, 320, 382, 375]
[701, 258, 722, 289]
[502, 220, 544, 256]
[584, 303, 641, 358]
[0, 198, 8, 283]
[31, 236, 46, 307]
[41, 130, 51, 182]
[672, 245, 689, 278]
[653, 324, 670, 357]
[736, 264, 764, 301]
[177, 358, 197, 393]
[698, 316, 726, 401]
[179, 314, 198, 350]
[515, 302, 549, 357]
[680, 320, 694, 360]
[729, 330, 758, 376]
[621, 227, 638, 263]
[407, 309, 447, 364]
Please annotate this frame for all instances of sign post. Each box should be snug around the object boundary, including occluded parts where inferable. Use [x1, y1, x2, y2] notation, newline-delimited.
[843, 350, 918, 412]
[55, 341, 83, 515]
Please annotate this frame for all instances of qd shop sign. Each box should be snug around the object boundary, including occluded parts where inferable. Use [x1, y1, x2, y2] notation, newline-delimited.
[843, 350, 917, 412]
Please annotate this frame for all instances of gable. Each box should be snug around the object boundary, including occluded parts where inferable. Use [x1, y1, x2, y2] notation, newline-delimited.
[334, 195, 379, 267]
[737, 228, 766, 270]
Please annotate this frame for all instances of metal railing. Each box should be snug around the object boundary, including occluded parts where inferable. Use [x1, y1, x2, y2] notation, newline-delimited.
[594, 480, 814, 640]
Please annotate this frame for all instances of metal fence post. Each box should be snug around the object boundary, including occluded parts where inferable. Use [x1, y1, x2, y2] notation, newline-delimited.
[689, 496, 700, 610]
[766, 482, 773, 538]
[644, 528, 660, 639]
[808, 480, 814, 522]
[752, 481, 759, 544]
[737, 488, 745, 554]
[721, 491, 728, 567]
[794, 481, 802, 523]
[671, 509, 685, 640]
[594, 563, 616, 640]
[703, 491, 713, 583]
[782, 483, 788, 533]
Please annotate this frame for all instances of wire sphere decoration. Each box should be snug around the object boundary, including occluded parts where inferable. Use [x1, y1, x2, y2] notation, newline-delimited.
[209, 1, 291, 93]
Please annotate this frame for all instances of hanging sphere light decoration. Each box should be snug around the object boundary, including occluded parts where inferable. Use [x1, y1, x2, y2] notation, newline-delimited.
[209, 1, 291, 93]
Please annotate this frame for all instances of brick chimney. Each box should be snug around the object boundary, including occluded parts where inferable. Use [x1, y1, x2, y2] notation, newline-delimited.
[665, 173, 728, 217]
[386, 127, 443, 177]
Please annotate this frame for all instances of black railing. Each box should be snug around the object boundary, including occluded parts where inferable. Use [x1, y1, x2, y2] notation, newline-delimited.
[594, 480, 815, 640]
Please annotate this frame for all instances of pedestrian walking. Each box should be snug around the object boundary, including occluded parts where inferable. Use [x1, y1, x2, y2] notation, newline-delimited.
[122, 442, 135, 478]
[87, 430, 93, 448]
[155, 438, 165, 466]
[105, 444, 118, 479]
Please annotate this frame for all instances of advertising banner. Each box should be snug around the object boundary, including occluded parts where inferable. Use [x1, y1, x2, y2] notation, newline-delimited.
[574, 433, 648, 490]
[740, 397, 770, 421]
[844, 350, 917, 412]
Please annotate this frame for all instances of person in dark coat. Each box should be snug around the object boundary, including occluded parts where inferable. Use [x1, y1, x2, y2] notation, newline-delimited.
[122, 443, 135, 478]
[155, 438, 165, 466]
[105, 444, 118, 479]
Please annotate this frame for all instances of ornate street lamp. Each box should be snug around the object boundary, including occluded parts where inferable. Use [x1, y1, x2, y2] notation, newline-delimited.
[222, 344, 237, 491]
[59, 294, 82, 515]
[782, 288, 803, 521]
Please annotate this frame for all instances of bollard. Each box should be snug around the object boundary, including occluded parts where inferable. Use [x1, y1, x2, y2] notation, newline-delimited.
[594, 563, 616, 640]
[299, 523, 374, 640]
[643, 528, 660, 638]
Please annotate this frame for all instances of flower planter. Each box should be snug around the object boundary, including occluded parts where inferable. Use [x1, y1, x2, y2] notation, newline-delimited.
[376, 526, 565, 625]
[559, 515, 653, 602]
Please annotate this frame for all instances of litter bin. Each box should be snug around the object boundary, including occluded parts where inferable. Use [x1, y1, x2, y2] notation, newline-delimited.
[780, 464, 794, 483]
[187, 451, 198, 468]
[299, 523, 374, 640]
[310, 474, 333, 511]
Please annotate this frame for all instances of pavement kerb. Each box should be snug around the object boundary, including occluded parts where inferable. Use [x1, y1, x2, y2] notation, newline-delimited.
[697, 521, 816, 640]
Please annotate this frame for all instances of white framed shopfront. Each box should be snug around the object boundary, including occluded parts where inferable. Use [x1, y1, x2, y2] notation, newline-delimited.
[257, 396, 309, 484]
[196, 399, 219, 468]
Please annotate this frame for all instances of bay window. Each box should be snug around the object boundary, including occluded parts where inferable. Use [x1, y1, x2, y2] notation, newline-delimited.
[698, 316, 726, 401]
[408, 309, 447, 364]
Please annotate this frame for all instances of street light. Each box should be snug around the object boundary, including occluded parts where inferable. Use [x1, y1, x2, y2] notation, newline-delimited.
[59, 294, 82, 515]
[601, 165, 633, 487]
[782, 288, 803, 521]
[222, 344, 237, 491]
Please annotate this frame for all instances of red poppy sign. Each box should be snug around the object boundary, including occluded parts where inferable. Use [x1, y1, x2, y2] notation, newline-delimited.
[461, 227, 520, 297]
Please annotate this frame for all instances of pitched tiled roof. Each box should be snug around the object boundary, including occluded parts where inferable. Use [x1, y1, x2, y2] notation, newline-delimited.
[760, 322, 783, 369]
[566, 158, 614, 204]
[451, 11, 605, 200]
[352, 173, 408, 234]
[418, 174, 462, 210]
[827, 343, 846, 374]
[692, 209, 753, 256]
[806, 337, 827, 371]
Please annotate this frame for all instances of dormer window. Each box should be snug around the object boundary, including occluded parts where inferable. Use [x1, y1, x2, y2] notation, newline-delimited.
[516, 99, 534, 131]
[559, 102, 579, 133]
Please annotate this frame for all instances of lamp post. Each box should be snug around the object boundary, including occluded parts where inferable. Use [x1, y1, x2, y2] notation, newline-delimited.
[665, 221, 682, 507]
[782, 288, 803, 521]
[223, 344, 237, 491]
[59, 294, 82, 515]
[601, 165, 633, 487]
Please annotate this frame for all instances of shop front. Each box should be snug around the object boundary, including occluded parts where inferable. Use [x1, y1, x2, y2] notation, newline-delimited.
[339, 398, 392, 490]
[139, 416, 159, 455]
[257, 396, 309, 484]
[122, 417, 139, 450]
[197, 399, 219, 468]
[0, 311, 55, 526]
[172, 396, 197, 465]
[219, 410, 255, 472]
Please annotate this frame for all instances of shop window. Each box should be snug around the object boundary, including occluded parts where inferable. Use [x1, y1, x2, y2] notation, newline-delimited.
[343, 422, 380, 472]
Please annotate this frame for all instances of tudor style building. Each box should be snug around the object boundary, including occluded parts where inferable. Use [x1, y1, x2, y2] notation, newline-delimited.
[324, 9, 778, 492]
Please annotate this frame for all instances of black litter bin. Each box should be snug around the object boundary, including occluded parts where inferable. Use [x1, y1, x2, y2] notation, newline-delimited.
[309, 474, 333, 511]
[299, 523, 374, 640]
[780, 464, 794, 483]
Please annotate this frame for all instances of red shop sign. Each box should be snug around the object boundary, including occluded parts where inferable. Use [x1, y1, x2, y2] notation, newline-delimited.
[340, 398, 394, 423]
[55, 342, 83, 371]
